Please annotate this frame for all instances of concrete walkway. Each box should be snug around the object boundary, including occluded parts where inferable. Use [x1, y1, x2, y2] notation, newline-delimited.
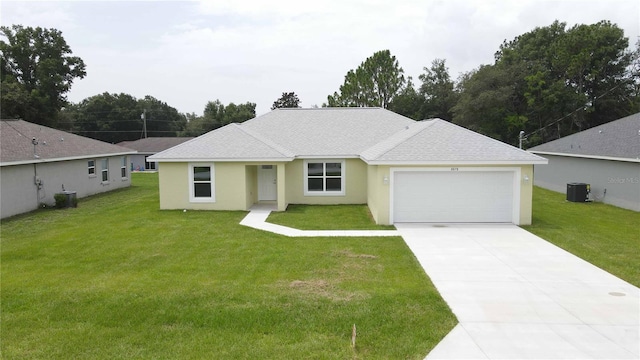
[239, 204, 400, 237]
[397, 223, 640, 360]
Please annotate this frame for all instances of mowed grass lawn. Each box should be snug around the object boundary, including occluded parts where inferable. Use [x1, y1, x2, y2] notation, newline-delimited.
[267, 204, 396, 230]
[524, 186, 640, 287]
[1, 173, 456, 359]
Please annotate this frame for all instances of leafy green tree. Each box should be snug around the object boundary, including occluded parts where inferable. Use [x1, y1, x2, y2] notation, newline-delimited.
[418, 59, 458, 121]
[271, 92, 301, 109]
[65, 93, 186, 143]
[180, 100, 256, 136]
[452, 64, 527, 142]
[64, 93, 138, 143]
[388, 78, 423, 120]
[453, 20, 637, 146]
[327, 50, 406, 108]
[138, 95, 187, 138]
[0, 25, 86, 126]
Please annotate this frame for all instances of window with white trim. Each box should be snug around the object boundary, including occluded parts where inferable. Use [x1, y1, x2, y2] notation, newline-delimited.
[88, 160, 96, 176]
[145, 156, 156, 170]
[304, 160, 345, 195]
[120, 156, 127, 179]
[189, 164, 215, 202]
[101, 158, 109, 182]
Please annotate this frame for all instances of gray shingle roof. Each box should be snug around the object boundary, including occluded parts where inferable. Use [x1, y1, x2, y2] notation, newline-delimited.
[1, 120, 135, 165]
[361, 119, 547, 163]
[150, 108, 546, 164]
[528, 112, 640, 160]
[150, 123, 295, 161]
[240, 108, 415, 156]
[117, 137, 194, 153]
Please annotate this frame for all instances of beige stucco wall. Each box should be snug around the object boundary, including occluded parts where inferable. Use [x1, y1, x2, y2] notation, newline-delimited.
[155, 160, 534, 225]
[519, 164, 534, 225]
[367, 164, 534, 225]
[284, 158, 368, 205]
[158, 162, 248, 210]
[245, 165, 258, 209]
[158, 162, 290, 211]
[366, 165, 380, 222]
[1, 155, 131, 219]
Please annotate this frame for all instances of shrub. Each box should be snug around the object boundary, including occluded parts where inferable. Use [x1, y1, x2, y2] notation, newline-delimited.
[54, 193, 67, 209]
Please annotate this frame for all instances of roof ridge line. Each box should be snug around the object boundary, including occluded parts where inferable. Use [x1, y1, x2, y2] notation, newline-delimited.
[232, 123, 295, 158]
[361, 120, 438, 160]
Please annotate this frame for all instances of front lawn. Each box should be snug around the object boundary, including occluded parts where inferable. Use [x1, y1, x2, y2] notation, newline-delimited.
[524, 186, 640, 287]
[267, 204, 396, 230]
[1, 173, 456, 359]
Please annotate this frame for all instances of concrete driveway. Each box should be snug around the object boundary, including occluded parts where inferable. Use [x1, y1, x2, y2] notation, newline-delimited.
[396, 223, 639, 359]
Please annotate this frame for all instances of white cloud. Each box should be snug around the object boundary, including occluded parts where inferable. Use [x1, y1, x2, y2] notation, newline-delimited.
[2, 0, 638, 116]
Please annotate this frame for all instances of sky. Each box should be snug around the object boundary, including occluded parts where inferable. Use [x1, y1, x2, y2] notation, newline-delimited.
[2, 0, 639, 116]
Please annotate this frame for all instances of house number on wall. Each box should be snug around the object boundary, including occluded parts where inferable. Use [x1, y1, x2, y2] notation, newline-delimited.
[451, 167, 459, 171]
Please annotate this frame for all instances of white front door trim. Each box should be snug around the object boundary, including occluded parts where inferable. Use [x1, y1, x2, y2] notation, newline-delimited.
[389, 167, 522, 225]
[258, 165, 277, 201]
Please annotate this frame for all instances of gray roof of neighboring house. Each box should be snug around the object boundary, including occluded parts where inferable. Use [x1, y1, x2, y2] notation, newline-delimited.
[361, 119, 547, 164]
[150, 108, 546, 164]
[528, 112, 640, 160]
[117, 137, 195, 153]
[1, 120, 135, 165]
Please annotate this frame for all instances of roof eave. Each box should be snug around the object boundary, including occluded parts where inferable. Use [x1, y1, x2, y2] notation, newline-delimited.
[296, 155, 360, 159]
[361, 159, 549, 165]
[528, 151, 640, 163]
[150, 157, 295, 163]
[0, 151, 138, 167]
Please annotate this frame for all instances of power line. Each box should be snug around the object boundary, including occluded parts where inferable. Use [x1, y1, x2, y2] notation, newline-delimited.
[71, 130, 179, 133]
[2, 120, 31, 139]
[57, 118, 182, 124]
[522, 80, 627, 139]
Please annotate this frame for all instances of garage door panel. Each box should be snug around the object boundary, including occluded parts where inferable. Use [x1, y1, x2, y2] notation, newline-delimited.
[393, 171, 514, 223]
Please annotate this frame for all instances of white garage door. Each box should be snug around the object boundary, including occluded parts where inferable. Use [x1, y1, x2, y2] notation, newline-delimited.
[393, 170, 515, 223]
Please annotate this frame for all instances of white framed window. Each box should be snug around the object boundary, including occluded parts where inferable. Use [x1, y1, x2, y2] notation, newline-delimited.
[101, 158, 109, 183]
[303, 160, 345, 196]
[189, 163, 215, 202]
[120, 156, 127, 179]
[88, 160, 96, 176]
[145, 156, 156, 170]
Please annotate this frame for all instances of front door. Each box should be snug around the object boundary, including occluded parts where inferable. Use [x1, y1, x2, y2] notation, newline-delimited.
[258, 165, 277, 201]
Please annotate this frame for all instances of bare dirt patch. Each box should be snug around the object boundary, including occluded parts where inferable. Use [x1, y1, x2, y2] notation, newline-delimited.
[285, 279, 367, 302]
[336, 249, 378, 259]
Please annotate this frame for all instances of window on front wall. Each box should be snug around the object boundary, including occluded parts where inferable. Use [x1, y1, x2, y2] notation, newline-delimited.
[121, 156, 127, 179]
[101, 158, 109, 182]
[88, 160, 96, 176]
[304, 160, 345, 195]
[189, 164, 215, 202]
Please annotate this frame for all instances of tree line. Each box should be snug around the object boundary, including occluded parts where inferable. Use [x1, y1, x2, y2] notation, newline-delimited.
[2, 21, 639, 146]
[327, 20, 639, 146]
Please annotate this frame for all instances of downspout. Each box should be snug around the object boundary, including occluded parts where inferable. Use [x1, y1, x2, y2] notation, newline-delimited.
[32, 138, 43, 207]
[34, 163, 41, 208]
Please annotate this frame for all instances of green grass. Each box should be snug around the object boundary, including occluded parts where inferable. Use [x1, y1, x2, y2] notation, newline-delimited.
[523, 186, 640, 287]
[267, 204, 396, 230]
[1, 173, 456, 359]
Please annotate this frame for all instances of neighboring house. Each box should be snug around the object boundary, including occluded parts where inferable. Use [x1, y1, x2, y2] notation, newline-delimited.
[117, 137, 194, 171]
[0, 120, 136, 219]
[528, 112, 640, 212]
[149, 108, 547, 225]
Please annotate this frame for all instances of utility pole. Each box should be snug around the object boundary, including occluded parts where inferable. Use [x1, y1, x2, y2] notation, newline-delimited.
[519, 131, 525, 149]
[141, 110, 148, 138]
